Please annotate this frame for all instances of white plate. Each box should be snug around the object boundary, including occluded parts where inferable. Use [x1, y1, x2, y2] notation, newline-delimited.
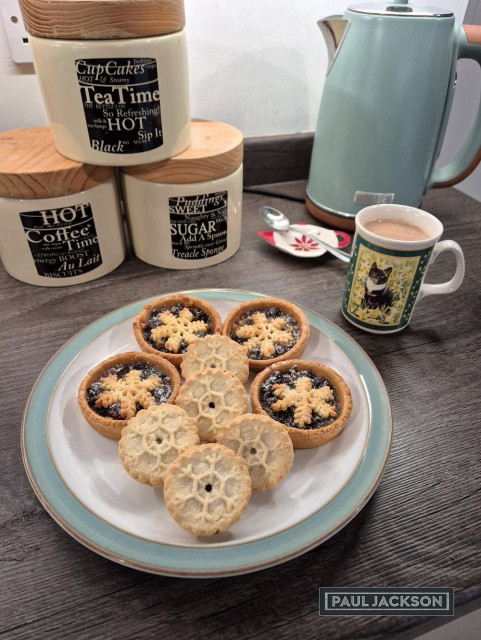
[22, 289, 392, 576]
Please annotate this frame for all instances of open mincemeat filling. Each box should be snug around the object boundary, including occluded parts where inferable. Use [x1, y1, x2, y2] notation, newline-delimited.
[259, 367, 340, 430]
[141, 304, 213, 354]
[229, 307, 300, 360]
[87, 361, 172, 420]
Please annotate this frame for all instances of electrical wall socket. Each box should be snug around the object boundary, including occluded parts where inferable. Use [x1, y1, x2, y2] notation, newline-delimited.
[1, 0, 32, 64]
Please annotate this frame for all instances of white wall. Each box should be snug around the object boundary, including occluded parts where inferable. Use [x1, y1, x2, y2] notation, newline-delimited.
[1, 0, 478, 198]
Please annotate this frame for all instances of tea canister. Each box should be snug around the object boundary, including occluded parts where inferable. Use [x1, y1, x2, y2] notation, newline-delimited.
[19, 0, 190, 166]
[120, 120, 243, 269]
[0, 127, 125, 286]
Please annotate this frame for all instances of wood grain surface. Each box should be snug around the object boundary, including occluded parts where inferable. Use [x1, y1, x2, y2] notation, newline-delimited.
[1, 180, 480, 640]
[0, 127, 114, 199]
[121, 120, 243, 183]
[19, 0, 185, 39]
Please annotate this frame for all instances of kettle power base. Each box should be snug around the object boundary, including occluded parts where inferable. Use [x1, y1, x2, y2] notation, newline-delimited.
[305, 196, 356, 232]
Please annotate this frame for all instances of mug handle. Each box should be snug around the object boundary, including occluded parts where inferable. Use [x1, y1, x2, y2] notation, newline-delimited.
[417, 240, 465, 301]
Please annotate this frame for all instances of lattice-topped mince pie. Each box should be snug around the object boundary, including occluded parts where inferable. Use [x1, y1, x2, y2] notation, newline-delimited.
[221, 297, 309, 371]
[133, 294, 222, 368]
[119, 404, 199, 487]
[216, 414, 294, 491]
[163, 443, 252, 536]
[78, 351, 181, 440]
[175, 369, 249, 442]
[250, 359, 352, 448]
[180, 334, 250, 383]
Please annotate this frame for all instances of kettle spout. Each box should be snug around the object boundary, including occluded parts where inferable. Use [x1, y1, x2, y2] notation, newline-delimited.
[318, 16, 350, 72]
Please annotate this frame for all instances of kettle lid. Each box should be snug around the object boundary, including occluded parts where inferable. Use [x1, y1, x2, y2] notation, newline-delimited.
[348, 2, 453, 17]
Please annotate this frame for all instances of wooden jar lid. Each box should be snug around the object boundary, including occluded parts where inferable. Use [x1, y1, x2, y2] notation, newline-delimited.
[0, 127, 114, 199]
[121, 120, 244, 184]
[19, 0, 185, 39]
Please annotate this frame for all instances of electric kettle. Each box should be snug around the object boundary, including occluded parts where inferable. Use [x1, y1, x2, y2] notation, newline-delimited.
[306, 1, 481, 230]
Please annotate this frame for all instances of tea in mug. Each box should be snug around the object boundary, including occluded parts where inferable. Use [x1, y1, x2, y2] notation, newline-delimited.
[364, 218, 430, 241]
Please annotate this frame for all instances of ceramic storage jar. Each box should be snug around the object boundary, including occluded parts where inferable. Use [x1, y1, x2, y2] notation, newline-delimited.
[0, 127, 125, 286]
[120, 120, 243, 269]
[19, 0, 190, 166]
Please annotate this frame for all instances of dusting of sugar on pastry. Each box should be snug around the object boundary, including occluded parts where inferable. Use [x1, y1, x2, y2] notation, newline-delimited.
[150, 307, 210, 353]
[234, 311, 294, 358]
[271, 376, 337, 428]
[95, 369, 162, 419]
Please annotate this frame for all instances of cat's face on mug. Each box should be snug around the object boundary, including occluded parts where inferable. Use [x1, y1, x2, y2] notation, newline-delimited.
[368, 262, 392, 284]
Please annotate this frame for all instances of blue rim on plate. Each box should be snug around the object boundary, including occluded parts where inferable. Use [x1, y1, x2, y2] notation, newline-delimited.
[21, 288, 392, 577]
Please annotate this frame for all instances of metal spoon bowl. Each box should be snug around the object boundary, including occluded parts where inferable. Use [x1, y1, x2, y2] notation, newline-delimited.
[260, 205, 352, 263]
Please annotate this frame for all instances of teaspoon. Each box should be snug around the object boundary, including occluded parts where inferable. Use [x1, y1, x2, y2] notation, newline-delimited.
[260, 205, 351, 263]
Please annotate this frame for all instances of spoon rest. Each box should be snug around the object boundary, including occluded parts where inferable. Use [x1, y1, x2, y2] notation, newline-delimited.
[257, 223, 350, 259]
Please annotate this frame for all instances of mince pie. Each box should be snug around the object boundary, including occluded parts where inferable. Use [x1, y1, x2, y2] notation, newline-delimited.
[250, 359, 352, 448]
[78, 351, 181, 440]
[175, 369, 249, 442]
[221, 297, 309, 371]
[119, 404, 199, 487]
[217, 414, 294, 491]
[163, 443, 252, 536]
[180, 334, 249, 384]
[133, 294, 222, 368]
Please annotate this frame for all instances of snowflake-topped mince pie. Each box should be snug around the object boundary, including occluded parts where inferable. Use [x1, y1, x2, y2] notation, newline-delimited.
[250, 359, 352, 448]
[221, 297, 309, 371]
[78, 351, 181, 440]
[133, 294, 222, 368]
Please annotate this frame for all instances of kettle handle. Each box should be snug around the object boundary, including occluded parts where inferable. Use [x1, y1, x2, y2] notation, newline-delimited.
[430, 24, 481, 189]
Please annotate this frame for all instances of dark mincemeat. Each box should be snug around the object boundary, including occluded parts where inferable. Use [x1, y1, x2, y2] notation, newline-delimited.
[142, 304, 213, 353]
[230, 307, 300, 360]
[87, 361, 172, 420]
[259, 367, 339, 430]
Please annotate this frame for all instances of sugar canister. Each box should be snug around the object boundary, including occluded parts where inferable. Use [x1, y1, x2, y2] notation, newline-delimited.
[0, 127, 125, 286]
[19, 0, 191, 166]
[120, 120, 243, 269]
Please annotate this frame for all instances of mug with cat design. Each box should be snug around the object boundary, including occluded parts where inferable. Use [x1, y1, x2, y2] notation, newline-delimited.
[342, 204, 465, 333]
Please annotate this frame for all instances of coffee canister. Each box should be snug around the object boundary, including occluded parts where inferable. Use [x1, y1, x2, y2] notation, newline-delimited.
[120, 120, 243, 269]
[19, 0, 191, 166]
[0, 127, 125, 286]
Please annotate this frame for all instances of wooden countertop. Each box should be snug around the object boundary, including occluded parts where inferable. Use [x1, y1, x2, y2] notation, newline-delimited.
[1, 180, 480, 639]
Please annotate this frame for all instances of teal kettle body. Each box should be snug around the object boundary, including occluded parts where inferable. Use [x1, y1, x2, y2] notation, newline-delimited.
[306, 1, 481, 230]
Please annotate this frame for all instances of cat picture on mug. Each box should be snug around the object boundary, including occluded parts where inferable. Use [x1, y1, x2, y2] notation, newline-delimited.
[343, 204, 464, 332]
[364, 262, 393, 310]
